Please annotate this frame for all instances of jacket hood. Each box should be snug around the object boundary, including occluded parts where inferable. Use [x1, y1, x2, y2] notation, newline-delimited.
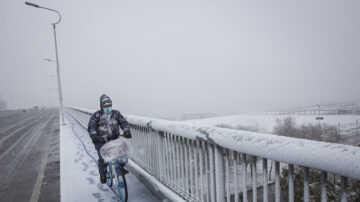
[100, 94, 112, 109]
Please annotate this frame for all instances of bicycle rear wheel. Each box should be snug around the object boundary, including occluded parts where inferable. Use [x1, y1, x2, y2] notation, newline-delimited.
[115, 167, 128, 202]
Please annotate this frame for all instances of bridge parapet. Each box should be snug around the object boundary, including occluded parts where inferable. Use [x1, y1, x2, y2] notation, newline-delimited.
[67, 107, 360, 202]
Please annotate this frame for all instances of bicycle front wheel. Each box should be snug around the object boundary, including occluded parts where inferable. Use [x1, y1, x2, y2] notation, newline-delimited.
[115, 167, 128, 202]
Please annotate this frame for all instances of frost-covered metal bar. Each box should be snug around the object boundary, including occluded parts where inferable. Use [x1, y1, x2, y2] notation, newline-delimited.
[164, 133, 169, 182]
[179, 137, 185, 190]
[263, 158, 268, 202]
[198, 141, 204, 202]
[208, 143, 215, 202]
[193, 140, 199, 199]
[341, 176, 348, 202]
[176, 136, 181, 187]
[225, 149, 230, 202]
[171, 135, 176, 187]
[289, 164, 294, 202]
[242, 153, 247, 202]
[67, 107, 360, 202]
[252, 156, 257, 202]
[184, 137, 189, 198]
[233, 151, 239, 202]
[188, 139, 194, 199]
[304, 167, 309, 202]
[202, 142, 210, 202]
[214, 145, 225, 202]
[275, 162, 280, 202]
[166, 133, 173, 184]
[158, 132, 165, 179]
[321, 171, 327, 202]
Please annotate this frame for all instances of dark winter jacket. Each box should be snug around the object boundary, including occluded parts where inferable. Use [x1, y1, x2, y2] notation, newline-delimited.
[87, 95, 130, 142]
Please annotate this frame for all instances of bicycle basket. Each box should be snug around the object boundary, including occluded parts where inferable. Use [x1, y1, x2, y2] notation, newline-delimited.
[100, 138, 129, 163]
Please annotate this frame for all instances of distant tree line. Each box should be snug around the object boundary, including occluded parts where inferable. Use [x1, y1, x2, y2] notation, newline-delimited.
[273, 117, 339, 143]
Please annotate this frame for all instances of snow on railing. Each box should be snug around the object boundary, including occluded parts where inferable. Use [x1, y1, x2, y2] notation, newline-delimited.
[67, 107, 360, 202]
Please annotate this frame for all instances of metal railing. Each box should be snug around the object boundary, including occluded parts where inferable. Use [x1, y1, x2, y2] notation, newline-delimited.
[67, 107, 360, 202]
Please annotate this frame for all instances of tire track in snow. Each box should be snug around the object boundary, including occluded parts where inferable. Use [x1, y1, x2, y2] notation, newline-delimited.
[0, 110, 55, 192]
[0, 111, 52, 160]
[30, 113, 57, 202]
[0, 113, 42, 149]
[0, 111, 40, 136]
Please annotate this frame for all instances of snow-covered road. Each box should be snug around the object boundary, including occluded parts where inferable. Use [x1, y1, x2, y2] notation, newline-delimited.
[61, 114, 161, 202]
[0, 109, 60, 202]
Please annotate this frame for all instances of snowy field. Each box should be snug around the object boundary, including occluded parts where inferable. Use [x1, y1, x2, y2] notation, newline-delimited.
[185, 114, 360, 134]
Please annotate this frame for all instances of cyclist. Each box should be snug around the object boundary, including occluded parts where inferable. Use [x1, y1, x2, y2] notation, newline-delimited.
[88, 94, 132, 184]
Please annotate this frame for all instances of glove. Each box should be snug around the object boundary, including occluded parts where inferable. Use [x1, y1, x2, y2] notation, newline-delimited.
[123, 130, 132, 139]
[91, 135, 106, 143]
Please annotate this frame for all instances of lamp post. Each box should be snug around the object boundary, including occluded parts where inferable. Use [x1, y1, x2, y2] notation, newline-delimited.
[25, 2, 65, 124]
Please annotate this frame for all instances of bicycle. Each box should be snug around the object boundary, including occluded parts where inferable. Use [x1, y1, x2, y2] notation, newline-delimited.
[100, 138, 129, 202]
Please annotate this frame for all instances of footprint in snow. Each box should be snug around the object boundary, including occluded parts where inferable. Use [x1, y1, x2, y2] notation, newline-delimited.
[97, 183, 109, 192]
[90, 170, 98, 176]
[82, 162, 89, 171]
[86, 177, 95, 185]
[92, 192, 104, 202]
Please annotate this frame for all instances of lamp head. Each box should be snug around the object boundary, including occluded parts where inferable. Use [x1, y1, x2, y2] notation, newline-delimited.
[25, 2, 40, 8]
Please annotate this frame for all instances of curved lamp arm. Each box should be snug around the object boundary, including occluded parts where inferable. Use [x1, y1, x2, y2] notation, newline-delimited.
[25, 2, 61, 25]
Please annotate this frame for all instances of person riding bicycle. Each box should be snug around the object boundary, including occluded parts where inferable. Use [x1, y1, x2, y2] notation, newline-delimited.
[88, 94, 132, 184]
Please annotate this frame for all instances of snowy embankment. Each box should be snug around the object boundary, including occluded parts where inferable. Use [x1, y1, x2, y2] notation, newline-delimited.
[184, 114, 360, 134]
[69, 107, 360, 180]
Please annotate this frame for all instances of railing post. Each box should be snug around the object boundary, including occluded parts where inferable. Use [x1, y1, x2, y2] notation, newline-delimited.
[157, 131, 165, 180]
[208, 143, 216, 202]
[225, 149, 230, 202]
[193, 140, 199, 199]
[233, 151, 239, 202]
[184, 137, 190, 199]
[252, 156, 257, 202]
[341, 176, 348, 202]
[214, 145, 225, 202]
[321, 171, 327, 202]
[263, 158, 268, 202]
[176, 136, 181, 188]
[188, 139, 194, 198]
[289, 164, 294, 202]
[304, 167, 309, 202]
[242, 154, 248, 202]
[275, 162, 280, 202]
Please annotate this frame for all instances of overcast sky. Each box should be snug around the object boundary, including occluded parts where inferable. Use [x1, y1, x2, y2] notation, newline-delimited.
[0, 0, 359, 117]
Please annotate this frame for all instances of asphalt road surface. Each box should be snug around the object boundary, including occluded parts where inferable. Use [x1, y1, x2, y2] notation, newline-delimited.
[0, 109, 60, 202]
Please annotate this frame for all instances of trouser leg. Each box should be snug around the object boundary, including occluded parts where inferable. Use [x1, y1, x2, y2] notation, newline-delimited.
[95, 144, 107, 176]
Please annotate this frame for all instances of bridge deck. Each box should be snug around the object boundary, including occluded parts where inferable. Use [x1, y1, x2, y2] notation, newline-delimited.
[61, 114, 160, 202]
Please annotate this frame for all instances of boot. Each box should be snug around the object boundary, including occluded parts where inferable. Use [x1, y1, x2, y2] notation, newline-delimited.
[100, 174, 107, 184]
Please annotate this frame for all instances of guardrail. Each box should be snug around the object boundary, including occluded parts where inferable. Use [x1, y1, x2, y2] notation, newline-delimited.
[67, 107, 360, 202]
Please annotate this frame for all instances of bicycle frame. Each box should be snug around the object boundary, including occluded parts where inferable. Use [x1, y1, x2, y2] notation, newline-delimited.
[106, 159, 128, 202]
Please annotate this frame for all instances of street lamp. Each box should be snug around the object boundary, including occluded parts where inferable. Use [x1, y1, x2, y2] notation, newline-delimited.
[25, 2, 65, 124]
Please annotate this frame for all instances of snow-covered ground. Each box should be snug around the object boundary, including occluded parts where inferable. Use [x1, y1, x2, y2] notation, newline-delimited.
[60, 115, 160, 202]
[185, 114, 360, 134]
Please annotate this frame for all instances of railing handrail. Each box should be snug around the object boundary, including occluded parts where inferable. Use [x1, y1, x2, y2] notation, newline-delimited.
[68, 106, 360, 179]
